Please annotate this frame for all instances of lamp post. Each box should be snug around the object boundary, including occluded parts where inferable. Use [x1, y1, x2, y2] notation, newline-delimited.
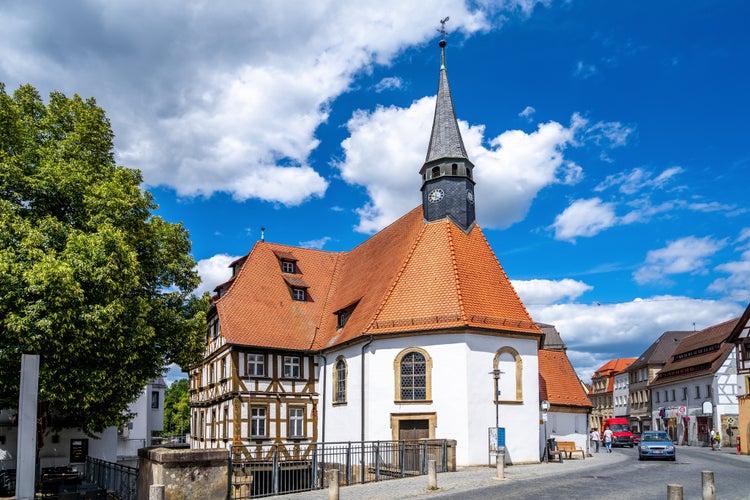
[490, 369, 503, 432]
[490, 368, 504, 471]
[541, 400, 550, 462]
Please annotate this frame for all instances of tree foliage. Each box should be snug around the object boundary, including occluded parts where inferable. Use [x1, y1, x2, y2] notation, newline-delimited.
[0, 83, 209, 433]
[162, 378, 190, 436]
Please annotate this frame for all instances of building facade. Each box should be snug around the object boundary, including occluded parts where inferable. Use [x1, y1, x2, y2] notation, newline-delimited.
[626, 331, 693, 433]
[649, 319, 739, 446]
[189, 37, 547, 466]
[589, 358, 636, 432]
[725, 301, 750, 454]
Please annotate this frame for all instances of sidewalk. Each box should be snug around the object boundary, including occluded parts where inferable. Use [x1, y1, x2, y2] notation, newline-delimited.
[274, 450, 629, 500]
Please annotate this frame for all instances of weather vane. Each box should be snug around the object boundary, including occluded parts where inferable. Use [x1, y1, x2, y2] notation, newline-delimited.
[439, 16, 450, 41]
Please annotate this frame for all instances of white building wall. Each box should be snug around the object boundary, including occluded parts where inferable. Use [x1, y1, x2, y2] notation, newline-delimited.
[613, 372, 629, 418]
[549, 412, 590, 453]
[320, 332, 540, 466]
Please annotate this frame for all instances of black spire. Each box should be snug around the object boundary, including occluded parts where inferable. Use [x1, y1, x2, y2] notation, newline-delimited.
[420, 21, 476, 231]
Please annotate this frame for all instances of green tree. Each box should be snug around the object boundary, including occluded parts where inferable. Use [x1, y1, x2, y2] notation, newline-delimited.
[163, 378, 190, 436]
[0, 83, 209, 433]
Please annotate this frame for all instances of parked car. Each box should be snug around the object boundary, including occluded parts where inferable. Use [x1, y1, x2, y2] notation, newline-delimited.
[638, 431, 675, 461]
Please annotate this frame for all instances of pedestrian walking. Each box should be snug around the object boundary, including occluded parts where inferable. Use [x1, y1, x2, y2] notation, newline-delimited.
[603, 426, 613, 453]
[590, 428, 600, 453]
[710, 428, 717, 450]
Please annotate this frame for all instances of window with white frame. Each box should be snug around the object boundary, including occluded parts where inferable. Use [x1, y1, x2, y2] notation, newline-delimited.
[251, 407, 267, 438]
[151, 391, 159, 409]
[248, 353, 265, 377]
[288, 407, 305, 438]
[292, 288, 305, 301]
[284, 356, 301, 378]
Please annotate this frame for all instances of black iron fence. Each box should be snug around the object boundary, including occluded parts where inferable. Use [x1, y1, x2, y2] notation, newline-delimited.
[230, 439, 451, 499]
[85, 456, 138, 500]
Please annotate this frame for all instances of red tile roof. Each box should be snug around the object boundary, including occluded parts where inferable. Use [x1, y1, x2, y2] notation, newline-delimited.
[591, 358, 637, 393]
[214, 207, 542, 351]
[539, 349, 592, 409]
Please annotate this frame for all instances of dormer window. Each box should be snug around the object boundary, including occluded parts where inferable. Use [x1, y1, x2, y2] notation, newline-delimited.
[335, 301, 358, 328]
[282, 260, 295, 273]
[292, 288, 306, 301]
[209, 318, 220, 339]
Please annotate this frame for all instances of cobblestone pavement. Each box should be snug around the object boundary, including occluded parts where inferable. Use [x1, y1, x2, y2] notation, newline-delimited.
[272, 444, 750, 500]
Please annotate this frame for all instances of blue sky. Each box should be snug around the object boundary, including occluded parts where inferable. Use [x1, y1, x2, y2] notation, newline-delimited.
[2, 1, 748, 382]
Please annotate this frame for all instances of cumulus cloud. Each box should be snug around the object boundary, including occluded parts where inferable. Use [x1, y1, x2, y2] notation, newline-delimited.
[518, 105, 535, 121]
[0, 0, 493, 205]
[633, 236, 727, 285]
[512, 278, 593, 305]
[551, 198, 618, 241]
[337, 99, 587, 233]
[708, 227, 750, 299]
[527, 296, 740, 373]
[195, 254, 240, 295]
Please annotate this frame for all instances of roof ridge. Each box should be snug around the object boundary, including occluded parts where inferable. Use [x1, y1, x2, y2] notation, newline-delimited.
[446, 222, 467, 323]
[363, 223, 428, 333]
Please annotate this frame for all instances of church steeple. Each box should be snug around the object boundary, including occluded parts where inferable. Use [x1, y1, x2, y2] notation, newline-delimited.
[421, 20, 476, 231]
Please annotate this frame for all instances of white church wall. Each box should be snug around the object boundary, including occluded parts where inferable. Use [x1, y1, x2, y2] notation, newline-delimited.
[320, 331, 541, 466]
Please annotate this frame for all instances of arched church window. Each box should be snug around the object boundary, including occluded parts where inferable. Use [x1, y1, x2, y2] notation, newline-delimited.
[431, 166, 441, 179]
[333, 357, 347, 404]
[494, 347, 523, 403]
[466, 167, 472, 179]
[394, 347, 433, 402]
[451, 163, 458, 175]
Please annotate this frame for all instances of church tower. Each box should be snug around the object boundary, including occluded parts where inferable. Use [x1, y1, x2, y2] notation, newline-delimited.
[420, 33, 476, 231]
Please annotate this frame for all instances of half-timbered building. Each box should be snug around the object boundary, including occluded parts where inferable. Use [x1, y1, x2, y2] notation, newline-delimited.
[726, 300, 750, 454]
[190, 36, 547, 466]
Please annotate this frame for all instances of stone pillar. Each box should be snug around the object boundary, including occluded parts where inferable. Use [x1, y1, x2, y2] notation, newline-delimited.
[138, 447, 229, 500]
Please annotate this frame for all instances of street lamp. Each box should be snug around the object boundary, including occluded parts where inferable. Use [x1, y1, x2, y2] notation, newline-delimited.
[541, 400, 550, 462]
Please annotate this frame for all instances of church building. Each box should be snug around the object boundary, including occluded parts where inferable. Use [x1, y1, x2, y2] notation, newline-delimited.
[189, 36, 545, 465]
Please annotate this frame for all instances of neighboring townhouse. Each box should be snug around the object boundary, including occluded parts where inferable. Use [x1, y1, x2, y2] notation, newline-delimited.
[726, 300, 750, 454]
[189, 38, 545, 466]
[613, 371, 630, 418]
[117, 377, 167, 464]
[649, 319, 739, 446]
[589, 358, 636, 432]
[626, 331, 693, 433]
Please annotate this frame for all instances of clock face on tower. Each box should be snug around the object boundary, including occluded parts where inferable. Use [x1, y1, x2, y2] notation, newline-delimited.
[428, 188, 445, 203]
[467, 190, 474, 204]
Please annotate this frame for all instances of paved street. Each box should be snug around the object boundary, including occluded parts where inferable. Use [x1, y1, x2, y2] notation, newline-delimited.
[275, 445, 750, 500]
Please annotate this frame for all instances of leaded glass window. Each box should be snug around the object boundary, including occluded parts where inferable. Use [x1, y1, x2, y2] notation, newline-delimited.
[400, 352, 427, 400]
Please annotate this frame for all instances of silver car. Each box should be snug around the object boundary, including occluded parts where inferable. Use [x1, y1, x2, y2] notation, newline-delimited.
[638, 430, 676, 461]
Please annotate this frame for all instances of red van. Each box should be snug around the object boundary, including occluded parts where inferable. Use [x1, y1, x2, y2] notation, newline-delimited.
[603, 418, 634, 447]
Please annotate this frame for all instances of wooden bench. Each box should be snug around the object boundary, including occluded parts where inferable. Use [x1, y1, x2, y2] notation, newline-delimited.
[557, 441, 585, 459]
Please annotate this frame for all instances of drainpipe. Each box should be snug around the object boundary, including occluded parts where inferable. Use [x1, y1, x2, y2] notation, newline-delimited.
[319, 353, 327, 443]
[361, 336, 374, 442]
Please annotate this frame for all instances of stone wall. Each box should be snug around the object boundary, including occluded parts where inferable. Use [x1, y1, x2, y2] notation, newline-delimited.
[138, 447, 229, 500]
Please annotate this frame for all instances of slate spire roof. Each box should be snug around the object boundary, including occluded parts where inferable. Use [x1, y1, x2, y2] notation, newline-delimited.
[424, 38, 468, 164]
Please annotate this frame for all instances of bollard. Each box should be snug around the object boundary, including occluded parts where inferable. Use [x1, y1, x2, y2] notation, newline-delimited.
[495, 450, 505, 480]
[667, 484, 683, 500]
[328, 469, 340, 500]
[428, 459, 438, 490]
[701, 471, 716, 500]
[149, 484, 165, 500]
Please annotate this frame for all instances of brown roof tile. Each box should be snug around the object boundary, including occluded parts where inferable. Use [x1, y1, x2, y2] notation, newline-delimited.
[539, 349, 592, 408]
[216, 206, 542, 351]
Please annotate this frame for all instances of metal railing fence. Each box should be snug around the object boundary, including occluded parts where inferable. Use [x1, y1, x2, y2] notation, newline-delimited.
[85, 456, 138, 500]
[230, 439, 449, 499]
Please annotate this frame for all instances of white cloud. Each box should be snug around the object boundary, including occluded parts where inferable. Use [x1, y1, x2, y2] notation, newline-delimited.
[633, 236, 727, 285]
[0, 0, 492, 205]
[527, 296, 740, 354]
[708, 227, 750, 299]
[337, 99, 586, 233]
[551, 198, 617, 241]
[518, 105, 535, 120]
[374, 77, 404, 93]
[195, 254, 239, 295]
[595, 166, 683, 195]
[299, 236, 332, 250]
[512, 278, 593, 305]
